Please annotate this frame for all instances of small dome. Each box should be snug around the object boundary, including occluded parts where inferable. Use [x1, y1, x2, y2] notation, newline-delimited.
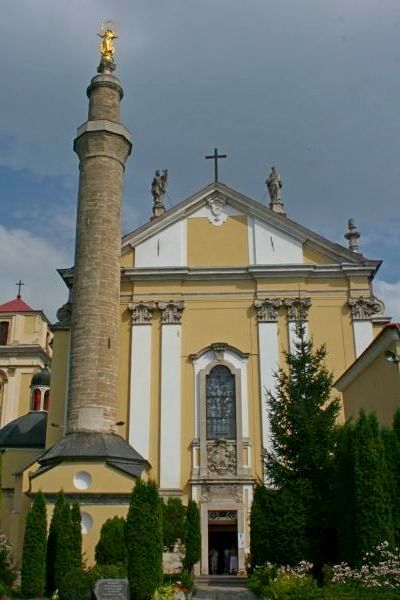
[31, 366, 50, 387]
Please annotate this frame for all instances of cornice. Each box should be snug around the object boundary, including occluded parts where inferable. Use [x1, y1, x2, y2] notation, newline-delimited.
[0, 345, 50, 363]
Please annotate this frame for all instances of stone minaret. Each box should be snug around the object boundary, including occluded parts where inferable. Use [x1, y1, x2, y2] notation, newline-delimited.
[67, 30, 132, 434]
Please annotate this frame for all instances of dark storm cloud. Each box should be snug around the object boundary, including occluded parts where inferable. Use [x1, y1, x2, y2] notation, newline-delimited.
[1, 0, 399, 318]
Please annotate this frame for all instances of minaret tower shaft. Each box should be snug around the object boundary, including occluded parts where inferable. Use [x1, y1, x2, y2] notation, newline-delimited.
[67, 28, 132, 433]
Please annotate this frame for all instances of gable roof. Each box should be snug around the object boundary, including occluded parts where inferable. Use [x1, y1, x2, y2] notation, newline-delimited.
[0, 297, 33, 313]
[121, 182, 380, 269]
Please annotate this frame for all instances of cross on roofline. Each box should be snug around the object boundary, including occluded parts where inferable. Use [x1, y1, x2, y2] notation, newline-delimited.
[205, 147, 227, 182]
[16, 280, 24, 299]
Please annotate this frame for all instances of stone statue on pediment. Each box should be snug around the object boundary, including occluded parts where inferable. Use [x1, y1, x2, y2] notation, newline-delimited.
[151, 169, 168, 218]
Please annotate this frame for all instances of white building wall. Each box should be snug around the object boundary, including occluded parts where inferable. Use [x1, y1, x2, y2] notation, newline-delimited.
[258, 322, 279, 451]
[353, 321, 373, 357]
[135, 220, 187, 267]
[129, 325, 152, 460]
[252, 217, 303, 265]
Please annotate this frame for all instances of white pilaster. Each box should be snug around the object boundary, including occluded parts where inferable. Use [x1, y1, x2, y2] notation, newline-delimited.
[348, 297, 379, 358]
[353, 320, 373, 357]
[128, 302, 155, 460]
[159, 301, 184, 490]
[254, 299, 282, 452]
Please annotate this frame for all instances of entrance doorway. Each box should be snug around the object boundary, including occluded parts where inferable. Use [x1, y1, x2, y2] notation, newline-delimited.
[208, 510, 238, 575]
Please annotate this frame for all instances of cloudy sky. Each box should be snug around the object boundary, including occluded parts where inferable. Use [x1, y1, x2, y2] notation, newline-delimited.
[1, 0, 399, 321]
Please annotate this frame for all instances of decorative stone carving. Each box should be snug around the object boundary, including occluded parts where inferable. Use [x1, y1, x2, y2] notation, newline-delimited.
[254, 298, 282, 322]
[207, 439, 237, 475]
[266, 166, 286, 215]
[344, 218, 361, 253]
[210, 342, 228, 361]
[284, 298, 312, 321]
[207, 196, 227, 226]
[128, 301, 156, 324]
[151, 169, 168, 219]
[159, 301, 185, 324]
[348, 297, 384, 321]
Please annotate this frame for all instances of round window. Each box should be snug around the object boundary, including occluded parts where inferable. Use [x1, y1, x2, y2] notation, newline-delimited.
[81, 512, 93, 535]
[73, 471, 92, 490]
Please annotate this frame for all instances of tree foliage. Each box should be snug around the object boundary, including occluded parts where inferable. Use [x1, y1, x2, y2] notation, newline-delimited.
[163, 497, 186, 549]
[70, 501, 82, 570]
[263, 320, 340, 564]
[21, 491, 47, 598]
[95, 516, 127, 566]
[183, 499, 201, 572]
[46, 490, 66, 595]
[126, 480, 163, 600]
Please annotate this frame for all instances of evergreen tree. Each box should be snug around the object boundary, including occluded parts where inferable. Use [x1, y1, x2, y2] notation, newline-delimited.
[183, 500, 201, 572]
[54, 500, 74, 590]
[70, 501, 82, 570]
[251, 482, 309, 568]
[126, 480, 163, 600]
[163, 497, 186, 549]
[21, 491, 47, 598]
[335, 421, 357, 563]
[46, 490, 66, 595]
[95, 516, 127, 566]
[354, 412, 394, 558]
[263, 320, 340, 563]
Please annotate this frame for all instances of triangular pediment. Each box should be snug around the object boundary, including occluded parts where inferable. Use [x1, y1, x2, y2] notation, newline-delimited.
[121, 182, 379, 271]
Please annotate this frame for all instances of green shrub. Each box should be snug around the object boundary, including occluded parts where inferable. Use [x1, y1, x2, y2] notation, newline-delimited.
[163, 569, 193, 591]
[58, 567, 92, 600]
[95, 516, 127, 566]
[249, 568, 321, 600]
[323, 585, 400, 600]
[183, 500, 200, 572]
[162, 498, 185, 549]
[70, 501, 82, 570]
[0, 581, 8, 597]
[21, 490, 47, 598]
[46, 490, 66, 595]
[89, 563, 127, 580]
[126, 480, 163, 600]
[0, 532, 16, 588]
[54, 500, 74, 590]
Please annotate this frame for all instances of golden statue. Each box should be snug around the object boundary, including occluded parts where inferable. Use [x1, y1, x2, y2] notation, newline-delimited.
[98, 21, 117, 63]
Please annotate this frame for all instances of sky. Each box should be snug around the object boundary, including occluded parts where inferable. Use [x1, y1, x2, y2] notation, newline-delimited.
[0, 0, 399, 322]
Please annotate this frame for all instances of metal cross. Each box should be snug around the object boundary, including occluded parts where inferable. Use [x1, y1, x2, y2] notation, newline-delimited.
[16, 280, 24, 299]
[205, 147, 227, 182]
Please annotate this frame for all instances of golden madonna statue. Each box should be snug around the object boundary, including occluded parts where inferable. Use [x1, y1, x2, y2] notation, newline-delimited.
[98, 21, 117, 63]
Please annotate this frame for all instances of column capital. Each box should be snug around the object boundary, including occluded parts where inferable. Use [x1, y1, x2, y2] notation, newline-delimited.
[284, 297, 311, 321]
[159, 301, 185, 324]
[128, 301, 156, 324]
[254, 298, 282, 322]
[348, 296, 383, 321]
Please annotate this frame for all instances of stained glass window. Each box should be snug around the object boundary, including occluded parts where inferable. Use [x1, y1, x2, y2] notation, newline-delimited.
[206, 365, 236, 439]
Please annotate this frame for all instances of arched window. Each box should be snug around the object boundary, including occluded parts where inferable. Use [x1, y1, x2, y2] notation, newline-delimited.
[43, 390, 50, 411]
[0, 322, 9, 345]
[206, 365, 236, 439]
[32, 388, 41, 411]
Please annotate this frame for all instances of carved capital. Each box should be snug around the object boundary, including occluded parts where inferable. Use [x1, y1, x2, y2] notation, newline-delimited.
[207, 439, 237, 476]
[128, 301, 156, 324]
[348, 296, 383, 321]
[254, 298, 282, 322]
[158, 301, 185, 324]
[284, 298, 312, 321]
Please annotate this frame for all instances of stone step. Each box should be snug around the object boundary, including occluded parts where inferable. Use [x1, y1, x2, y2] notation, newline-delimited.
[193, 586, 255, 600]
[195, 575, 248, 587]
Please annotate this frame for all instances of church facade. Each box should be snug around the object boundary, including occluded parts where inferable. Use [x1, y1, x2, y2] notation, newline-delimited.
[0, 31, 391, 574]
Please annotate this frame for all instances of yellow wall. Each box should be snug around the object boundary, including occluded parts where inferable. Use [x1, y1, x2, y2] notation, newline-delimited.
[23, 315, 36, 336]
[187, 216, 249, 266]
[46, 329, 70, 447]
[342, 346, 400, 427]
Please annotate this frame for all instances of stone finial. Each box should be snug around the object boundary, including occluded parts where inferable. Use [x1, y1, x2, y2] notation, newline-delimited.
[344, 218, 360, 252]
[266, 166, 286, 216]
[254, 298, 282, 322]
[158, 300, 184, 324]
[151, 169, 168, 219]
[284, 298, 312, 321]
[348, 296, 383, 321]
[128, 301, 156, 324]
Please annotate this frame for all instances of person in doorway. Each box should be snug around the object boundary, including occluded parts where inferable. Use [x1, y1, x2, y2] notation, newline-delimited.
[209, 548, 218, 575]
[224, 548, 230, 573]
[229, 547, 238, 575]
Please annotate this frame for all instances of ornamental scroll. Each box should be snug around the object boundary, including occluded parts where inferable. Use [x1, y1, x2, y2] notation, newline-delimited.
[207, 439, 237, 476]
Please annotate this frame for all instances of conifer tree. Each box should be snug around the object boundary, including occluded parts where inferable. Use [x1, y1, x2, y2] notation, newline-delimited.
[21, 491, 47, 598]
[335, 421, 357, 562]
[250, 484, 269, 569]
[183, 500, 201, 572]
[263, 320, 340, 563]
[70, 501, 82, 570]
[354, 412, 394, 558]
[95, 516, 127, 566]
[126, 480, 163, 600]
[163, 497, 186, 549]
[46, 490, 66, 595]
[54, 500, 74, 590]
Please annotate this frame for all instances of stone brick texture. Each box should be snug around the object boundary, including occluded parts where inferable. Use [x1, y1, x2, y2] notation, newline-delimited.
[67, 76, 131, 433]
